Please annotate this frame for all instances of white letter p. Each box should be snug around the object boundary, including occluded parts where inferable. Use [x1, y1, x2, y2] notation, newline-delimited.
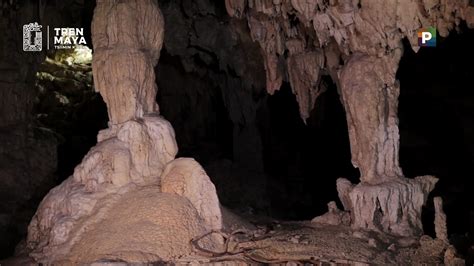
[422, 32, 432, 44]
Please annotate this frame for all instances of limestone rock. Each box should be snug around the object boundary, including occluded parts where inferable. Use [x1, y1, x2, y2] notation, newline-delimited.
[311, 201, 350, 226]
[434, 197, 448, 242]
[92, 49, 160, 124]
[64, 187, 214, 264]
[247, 15, 285, 95]
[26, 1, 186, 262]
[92, 0, 164, 124]
[161, 158, 222, 232]
[346, 176, 438, 236]
[27, 178, 133, 262]
[72, 138, 132, 190]
[226, 0, 470, 239]
[336, 178, 353, 211]
[418, 235, 447, 260]
[98, 115, 178, 185]
[226, 0, 474, 122]
[27, 116, 177, 262]
[290, 0, 317, 23]
[287, 51, 325, 122]
[225, 0, 246, 18]
[444, 245, 465, 266]
[339, 54, 403, 184]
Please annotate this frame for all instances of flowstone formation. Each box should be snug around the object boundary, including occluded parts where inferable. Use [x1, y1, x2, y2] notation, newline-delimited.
[226, 0, 474, 237]
[25, 0, 223, 263]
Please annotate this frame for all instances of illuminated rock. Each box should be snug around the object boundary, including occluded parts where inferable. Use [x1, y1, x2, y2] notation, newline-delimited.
[26, 0, 221, 263]
[161, 158, 223, 232]
[91, 0, 164, 124]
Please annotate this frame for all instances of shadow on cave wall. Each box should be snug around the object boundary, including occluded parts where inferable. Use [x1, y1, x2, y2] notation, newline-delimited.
[398, 22, 474, 250]
[34, 51, 108, 183]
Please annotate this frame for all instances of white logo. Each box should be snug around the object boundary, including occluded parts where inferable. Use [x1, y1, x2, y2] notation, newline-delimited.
[23, 23, 88, 51]
[53, 28, 87, 49]
[23, 22, 42, 51]
[421, 32, 432, 44]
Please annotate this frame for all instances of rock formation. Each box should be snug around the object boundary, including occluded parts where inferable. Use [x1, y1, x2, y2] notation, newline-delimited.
[25, 0, 224, 263]
[91, 0, 165, 125]
[311, 201, 350, 226]
[0, 0, 471, 263]
[61, 187, 215, 264]
[434, 196, 448, 242]
[226, 0, 474, 236]
[161, 158, 223, 233]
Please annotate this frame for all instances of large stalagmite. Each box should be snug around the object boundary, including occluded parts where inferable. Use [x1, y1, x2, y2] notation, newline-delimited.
[227, 0, 474, 236]
[25, 0, 223, 263]
[337, 53, 438, 236]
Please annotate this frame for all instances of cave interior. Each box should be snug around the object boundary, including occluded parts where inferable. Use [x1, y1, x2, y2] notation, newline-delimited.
[1, 0, 474, 264]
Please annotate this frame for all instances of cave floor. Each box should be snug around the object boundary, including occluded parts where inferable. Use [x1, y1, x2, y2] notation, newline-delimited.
[178, 220, 449, 265]
[0, 221, 453, 265]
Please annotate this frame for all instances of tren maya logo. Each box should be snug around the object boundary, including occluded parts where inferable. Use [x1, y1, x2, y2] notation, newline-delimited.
[23, 22, 87, 52]
[418, 27, 437, 47]
[23, 22, 42, 51]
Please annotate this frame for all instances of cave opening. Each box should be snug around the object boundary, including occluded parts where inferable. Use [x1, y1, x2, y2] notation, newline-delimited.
[397, 22, 474, 248]
[32, 0, 107, 184]
[34, 46, 108, 183]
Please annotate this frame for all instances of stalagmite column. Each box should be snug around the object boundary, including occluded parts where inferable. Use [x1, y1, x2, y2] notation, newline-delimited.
[25, 0, 190, 262]
[337, 52, 438, 236]
[92, 0, 163, 124]
[339, 53, 403, 183]
[26, 1, 225, 263]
